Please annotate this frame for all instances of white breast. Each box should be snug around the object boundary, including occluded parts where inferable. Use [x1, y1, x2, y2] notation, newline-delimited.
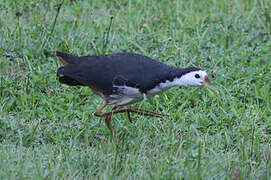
[147, 79, 178, 95]
[108, 85, 143, 106]
[108, 78, 181, 106]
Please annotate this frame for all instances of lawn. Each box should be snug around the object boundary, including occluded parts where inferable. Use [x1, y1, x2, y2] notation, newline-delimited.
[0, 0, 271, 179]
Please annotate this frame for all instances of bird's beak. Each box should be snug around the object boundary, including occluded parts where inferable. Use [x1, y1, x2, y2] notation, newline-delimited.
[204, 75, 217, 93]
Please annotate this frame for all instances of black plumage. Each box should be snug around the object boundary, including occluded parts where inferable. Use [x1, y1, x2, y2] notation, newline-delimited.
[55, 51, 213, 142]
[56, 52, 200, 95]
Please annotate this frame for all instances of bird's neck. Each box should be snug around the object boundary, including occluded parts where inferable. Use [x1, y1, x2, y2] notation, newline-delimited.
[155, 76, 190, 90]
[164, 67, 197, 87]
[171, 76, 193, 87]
[147, 68, 194, 94]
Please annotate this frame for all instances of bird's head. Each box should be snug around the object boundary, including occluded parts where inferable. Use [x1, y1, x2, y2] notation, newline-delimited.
[178, 69, 216, 91]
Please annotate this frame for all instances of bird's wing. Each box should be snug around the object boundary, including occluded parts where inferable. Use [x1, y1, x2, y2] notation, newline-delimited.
[57, 53, 172, 94]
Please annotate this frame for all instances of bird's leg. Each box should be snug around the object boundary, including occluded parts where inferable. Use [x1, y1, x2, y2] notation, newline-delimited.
[93, 104, 167, 142]
[94, 103, 108, 117]
[103, 107, 168, 118]
[94, 104, 167, 118]
[127, 108, 162, 123]
[104, 110, 119, 143]
[94, 104, 119, 142]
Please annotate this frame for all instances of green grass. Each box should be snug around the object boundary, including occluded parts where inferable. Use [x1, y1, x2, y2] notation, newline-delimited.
[0, 0, 271, 179]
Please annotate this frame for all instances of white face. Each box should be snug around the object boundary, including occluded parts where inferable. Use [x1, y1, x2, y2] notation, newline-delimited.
[178, 70, 208, 86]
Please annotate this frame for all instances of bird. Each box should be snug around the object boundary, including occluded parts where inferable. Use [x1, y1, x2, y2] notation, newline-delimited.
[56, 51, 215, 142]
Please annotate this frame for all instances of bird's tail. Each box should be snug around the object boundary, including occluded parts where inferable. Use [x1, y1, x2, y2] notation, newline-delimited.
[56, 51, 80, 66]
[57, 66, 86, 86]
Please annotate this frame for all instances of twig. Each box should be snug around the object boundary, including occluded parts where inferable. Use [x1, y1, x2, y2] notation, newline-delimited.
[41, 0, 65, 49]
[50, 0, 65, 35]
[103, 16, 114, 51]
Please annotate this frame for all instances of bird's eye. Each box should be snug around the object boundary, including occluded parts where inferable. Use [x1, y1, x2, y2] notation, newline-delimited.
[195, 74, 200, 79]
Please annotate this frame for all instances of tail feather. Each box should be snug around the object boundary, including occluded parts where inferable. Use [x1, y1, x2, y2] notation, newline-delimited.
[56, 52, 86, 86]
[56, 51, 79, 66]
[57, 67, 86, 86]
[59, 76, 86, 86]
[57, 67, 65, 76]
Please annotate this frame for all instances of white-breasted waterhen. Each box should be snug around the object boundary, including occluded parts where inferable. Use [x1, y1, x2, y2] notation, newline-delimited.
[56, 52, 215, 142]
